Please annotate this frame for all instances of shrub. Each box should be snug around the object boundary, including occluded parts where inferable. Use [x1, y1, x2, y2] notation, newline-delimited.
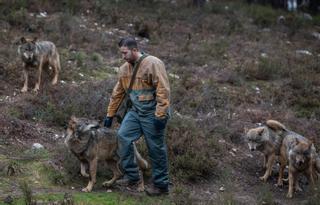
[20, 80, 115, 126]
[167, 116, 218, 181]
[247, 4, 280, 28]
[241, 57, 285, 81]
[19, 180, 33, 205]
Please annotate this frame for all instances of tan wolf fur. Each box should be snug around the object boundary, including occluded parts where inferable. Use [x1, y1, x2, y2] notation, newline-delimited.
[245, 120, 286, 182]
[64, 116, 149, 192]
[278, 130, 320, 198]
[18, 37, 60, 92]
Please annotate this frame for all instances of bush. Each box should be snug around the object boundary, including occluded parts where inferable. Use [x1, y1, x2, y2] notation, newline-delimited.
[19, 180, 33, 205]
[19, 80, 115, 126]
[241, 57, 285, 81]
[167, 116, 218, 181]
[247, 4, 280, 28]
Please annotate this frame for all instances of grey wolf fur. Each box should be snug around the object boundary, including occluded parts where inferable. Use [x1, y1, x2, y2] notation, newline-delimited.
[279, 129, 320, 198]
[245, 120, 286, 182]
[18, 37, 60, 92]
[64, 116, 149, 192]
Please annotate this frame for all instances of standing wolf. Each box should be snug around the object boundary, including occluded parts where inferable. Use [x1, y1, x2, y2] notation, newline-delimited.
[246, 120, 320, 198]
[18, 37, 60, 92]
[64, 116, 149, 192]
[245, 120, 286, 182]
[279, 130, 320, 198]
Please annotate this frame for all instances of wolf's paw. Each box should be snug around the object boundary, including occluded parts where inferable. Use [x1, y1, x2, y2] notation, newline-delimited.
[102, 180, 113, 187]
[286, 192, 293, 198]
[81, 173, 89, 178]
[33, 86, 39, 92]
[259, 176, 268, 182]
[51, 79, 58, 85]
[137, 185, 145, 192]
[81, 187, 92, 192]
[21, 87, 28, 93]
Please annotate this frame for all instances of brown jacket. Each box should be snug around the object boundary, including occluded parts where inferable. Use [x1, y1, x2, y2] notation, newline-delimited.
[107, 55, 170, 118]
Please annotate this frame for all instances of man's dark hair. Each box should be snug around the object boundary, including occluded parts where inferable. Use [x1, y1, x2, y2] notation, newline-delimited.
[118, 37, 138, 49]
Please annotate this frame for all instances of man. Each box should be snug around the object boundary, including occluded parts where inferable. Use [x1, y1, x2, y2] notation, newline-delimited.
[104, 37, 170, 196]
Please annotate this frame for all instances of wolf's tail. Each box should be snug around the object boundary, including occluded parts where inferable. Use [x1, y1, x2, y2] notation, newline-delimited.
[133, 143, 150, 171]
[266, 120, 286, 133]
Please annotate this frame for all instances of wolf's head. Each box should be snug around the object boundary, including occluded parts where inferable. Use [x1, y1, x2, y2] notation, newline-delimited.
[17, 37, 38, 63]
[289, 138, 312, 170]
[245, 127, 267, 151]
[64, 116, 99, 147]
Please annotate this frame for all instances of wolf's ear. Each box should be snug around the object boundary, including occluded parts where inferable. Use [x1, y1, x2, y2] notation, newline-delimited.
[20, 37, 27, 44]
[244, 127, 248, 134]
[70, 115, 78, 122]
[32, 37, 38, 43]
[257, 128, 264, 136]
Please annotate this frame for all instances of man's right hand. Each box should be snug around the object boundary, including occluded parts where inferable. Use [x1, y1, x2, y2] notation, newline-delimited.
[104, 116, 113, 128]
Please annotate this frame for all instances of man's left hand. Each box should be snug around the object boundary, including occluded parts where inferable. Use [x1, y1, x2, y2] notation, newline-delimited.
[154, 117, 167, 130]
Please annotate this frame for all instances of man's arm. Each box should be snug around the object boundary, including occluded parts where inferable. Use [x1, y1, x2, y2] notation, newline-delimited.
[153, 60, 170, 119]
[107, 80, 126, 117]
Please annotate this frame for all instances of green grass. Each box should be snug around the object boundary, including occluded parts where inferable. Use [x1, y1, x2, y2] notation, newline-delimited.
[2, 192, 172, 205]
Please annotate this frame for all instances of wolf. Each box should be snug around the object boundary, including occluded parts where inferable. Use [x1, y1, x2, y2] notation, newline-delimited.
[64, 116, 149, 192]
[245, 120, 286, 182]
[278, 130, 320, 198]
[18, 37, 61, 92]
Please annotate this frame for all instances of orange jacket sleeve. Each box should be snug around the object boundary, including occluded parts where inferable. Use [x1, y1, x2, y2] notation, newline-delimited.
[152, 59, 170, 118]
[107, 79, 125, 117]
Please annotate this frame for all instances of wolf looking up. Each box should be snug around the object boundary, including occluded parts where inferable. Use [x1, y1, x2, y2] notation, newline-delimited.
[18, 37, 60, 92]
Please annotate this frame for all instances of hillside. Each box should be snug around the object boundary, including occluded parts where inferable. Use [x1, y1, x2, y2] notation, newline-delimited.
[0, 0, 320, 204]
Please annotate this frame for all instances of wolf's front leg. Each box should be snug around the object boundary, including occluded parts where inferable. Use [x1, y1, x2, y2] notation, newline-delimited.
[276, 155, 287, 187]
[306, 166, 316, 190]
[82, 158, 98, 192]
[263, 154, 268, 168]
[80, 162, 89, 178]
[34, 60, 43, 92]
[287, 170, 295, 198]
[51, 55, 60, 85]
[21, 67, 28, 92]
[260, 153, 275, 182]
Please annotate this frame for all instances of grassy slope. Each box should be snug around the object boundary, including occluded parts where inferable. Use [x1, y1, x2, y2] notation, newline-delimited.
[0, 0, 320, 204]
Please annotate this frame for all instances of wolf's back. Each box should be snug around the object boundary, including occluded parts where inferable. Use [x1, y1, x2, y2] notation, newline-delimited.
[36, 41, 57, 56]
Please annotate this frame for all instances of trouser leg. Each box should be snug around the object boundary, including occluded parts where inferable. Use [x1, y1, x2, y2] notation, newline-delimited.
[140, 114, 169, 189]
[117, 111, 142, 182]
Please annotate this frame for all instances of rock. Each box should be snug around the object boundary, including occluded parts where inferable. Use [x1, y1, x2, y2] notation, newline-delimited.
[32, 143, 44, 149]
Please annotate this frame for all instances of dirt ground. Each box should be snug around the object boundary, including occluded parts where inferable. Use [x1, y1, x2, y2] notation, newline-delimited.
[1, 1, 320, 204]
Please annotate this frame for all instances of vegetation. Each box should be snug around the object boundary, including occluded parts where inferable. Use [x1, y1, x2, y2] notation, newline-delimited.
[0, 0, 320, 204]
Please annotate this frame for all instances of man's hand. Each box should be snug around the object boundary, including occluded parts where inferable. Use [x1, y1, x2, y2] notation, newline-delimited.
[104, 116, 113, 128]
[154, 117, 167, 130]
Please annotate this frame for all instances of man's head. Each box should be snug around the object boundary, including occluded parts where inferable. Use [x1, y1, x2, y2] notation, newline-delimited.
[118, 37, 140, 64]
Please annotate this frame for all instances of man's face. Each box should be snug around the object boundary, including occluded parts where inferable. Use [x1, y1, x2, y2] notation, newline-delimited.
[119, 46, 137, 64]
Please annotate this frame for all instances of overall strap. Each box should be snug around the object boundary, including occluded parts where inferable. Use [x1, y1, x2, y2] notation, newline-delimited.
[127, 54, 149, 93]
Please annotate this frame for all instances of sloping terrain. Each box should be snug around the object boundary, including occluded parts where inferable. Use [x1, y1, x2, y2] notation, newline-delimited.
[0, 0, 320, 204]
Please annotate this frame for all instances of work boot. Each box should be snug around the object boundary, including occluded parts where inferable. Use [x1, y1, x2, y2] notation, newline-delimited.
[145, 185, 169, 196]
